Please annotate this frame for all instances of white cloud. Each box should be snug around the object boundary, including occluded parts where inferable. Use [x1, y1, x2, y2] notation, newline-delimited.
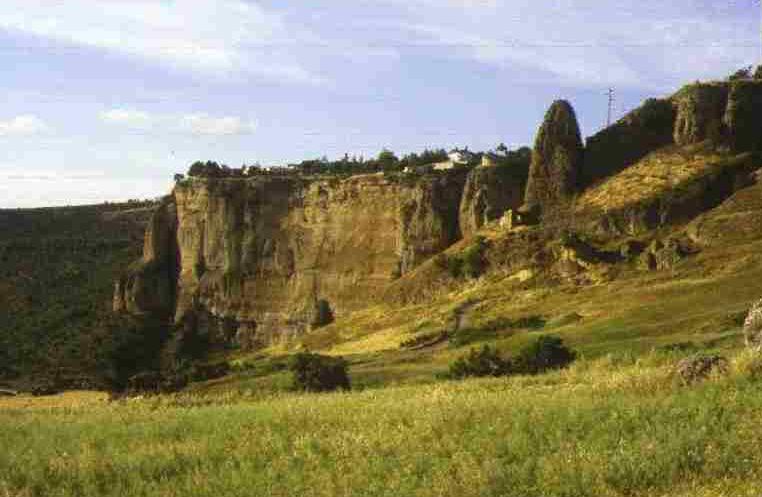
[0, 115, 49, 136]
[0, 0, 318, 83]
[98, 109, 257, 136]
[385, 0, 758, 90]
[180, 114, 257, 136]
[99, 109, 152, 129]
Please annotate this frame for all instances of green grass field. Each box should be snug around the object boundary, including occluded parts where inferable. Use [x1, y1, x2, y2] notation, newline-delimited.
[3, 353, 762, 497]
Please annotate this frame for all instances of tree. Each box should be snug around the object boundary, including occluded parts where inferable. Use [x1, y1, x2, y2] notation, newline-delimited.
[514, 335, 576, 374]
[448, 345, 511, 379]
[289, 352, 350, 392]
[729, 66, 753, 81]
[377, 148, 399, 171]
[187, 161, 223, 178]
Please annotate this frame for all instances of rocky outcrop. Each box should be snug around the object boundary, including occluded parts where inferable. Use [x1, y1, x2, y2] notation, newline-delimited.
[398, 170, 468, 273]
[459, 164, 525, 237]
[673, 83, 729, 146]
[113, 198, 178, 318]
[524, 100, 584, 213]
[583, 98, 675, 187]
[724, 81, 762, 151]
[117, 172, 473, 348]
[675, 355, 728, 384]
[744, 299, 762, 349]
[637, 238, 692, 271]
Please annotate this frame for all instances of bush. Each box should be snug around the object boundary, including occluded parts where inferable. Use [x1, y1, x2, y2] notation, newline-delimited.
[515, 335, 576, 374]
[462, 237, 488, 278]
[289, 352, 350, 392]
[311, 299, 334, 329]
[732, 350, 762, 381]
[399, 330, 448, 349]
[439, 237, 489, 280]
[448, 345, 511, 379]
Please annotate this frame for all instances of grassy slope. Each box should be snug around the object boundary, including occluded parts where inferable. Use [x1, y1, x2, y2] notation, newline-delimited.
[0, 202, 154, 380]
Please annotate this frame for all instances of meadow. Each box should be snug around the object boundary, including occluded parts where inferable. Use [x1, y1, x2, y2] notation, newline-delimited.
[3, 352, 762, 497]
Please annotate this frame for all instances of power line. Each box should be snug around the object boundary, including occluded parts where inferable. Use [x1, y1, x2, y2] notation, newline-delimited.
[607, 88, 615, 127]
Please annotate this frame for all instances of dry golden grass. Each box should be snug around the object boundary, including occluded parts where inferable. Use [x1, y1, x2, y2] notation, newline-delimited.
[578, 143, 729, 212]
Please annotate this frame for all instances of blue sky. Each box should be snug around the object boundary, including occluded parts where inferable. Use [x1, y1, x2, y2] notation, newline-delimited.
[0, 0, 759, 207]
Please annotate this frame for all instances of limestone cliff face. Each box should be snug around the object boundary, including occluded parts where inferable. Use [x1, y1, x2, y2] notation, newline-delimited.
[115, 171, 479, 347]
[673, 83, 729, 146]
[113, 198, 178, 318]
[524, 100, 584, 213]
[398, 170, 469, 273]
[724, 81, 762, 151]
[459, 165, 525, 237]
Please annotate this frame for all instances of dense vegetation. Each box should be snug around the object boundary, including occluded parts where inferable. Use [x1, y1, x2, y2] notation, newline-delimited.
[0, 202, 156, 388]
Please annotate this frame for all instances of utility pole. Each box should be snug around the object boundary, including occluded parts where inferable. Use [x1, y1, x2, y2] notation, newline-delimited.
[606, 88, 615, 127]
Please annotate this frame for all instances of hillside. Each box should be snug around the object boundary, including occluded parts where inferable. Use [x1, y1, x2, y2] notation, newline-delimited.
[0, 202, 156, 386]
[4, 77, 762, 496]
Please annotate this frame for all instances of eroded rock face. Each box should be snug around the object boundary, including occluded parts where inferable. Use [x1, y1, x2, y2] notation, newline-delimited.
[113, 198, 178, 317]
[724, 81, 762, 151]
[459, 165, 525, 237]
[117, 172, 472, 347]
[524, 100, 584, 213]
[673, 84, 729, 145]
[398, 171, 468, 273]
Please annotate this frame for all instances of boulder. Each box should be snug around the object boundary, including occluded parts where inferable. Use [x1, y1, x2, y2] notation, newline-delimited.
[675, 355, 728, 384]
[638, 238, 694, 271]
[523, 100, 584, 214]
[744, 299, 762, 349]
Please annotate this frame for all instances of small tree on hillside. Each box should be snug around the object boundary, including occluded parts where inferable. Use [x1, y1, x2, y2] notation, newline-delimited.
[289, 352, 350, 392]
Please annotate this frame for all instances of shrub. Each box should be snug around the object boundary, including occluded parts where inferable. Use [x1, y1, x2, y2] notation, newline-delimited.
[311, 299, 334, 329]
[399, 331, 448, 349]
[440, 237, 489, 280]
[514, 335, 576, 374]
[732, 350, 762, 381]
[289, 352, 350, 392]
[446, 256, 464, 278]
[462, 237, 488, 278]
[448, 345, 511, 379]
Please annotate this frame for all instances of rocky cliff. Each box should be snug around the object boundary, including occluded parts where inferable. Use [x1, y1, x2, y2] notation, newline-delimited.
[523, 100, 584, 213]
[113, 199, 178, 318]
[459, 164, 526, 237]
[114, 170, 495, 347]
[115, 80, 762, 351]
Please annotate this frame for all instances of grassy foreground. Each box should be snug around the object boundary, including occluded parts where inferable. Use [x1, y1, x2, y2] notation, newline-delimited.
[3, 353, 762, 497]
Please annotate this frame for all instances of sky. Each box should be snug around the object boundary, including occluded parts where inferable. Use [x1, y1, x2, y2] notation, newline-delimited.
[0, 0, 759, 207]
